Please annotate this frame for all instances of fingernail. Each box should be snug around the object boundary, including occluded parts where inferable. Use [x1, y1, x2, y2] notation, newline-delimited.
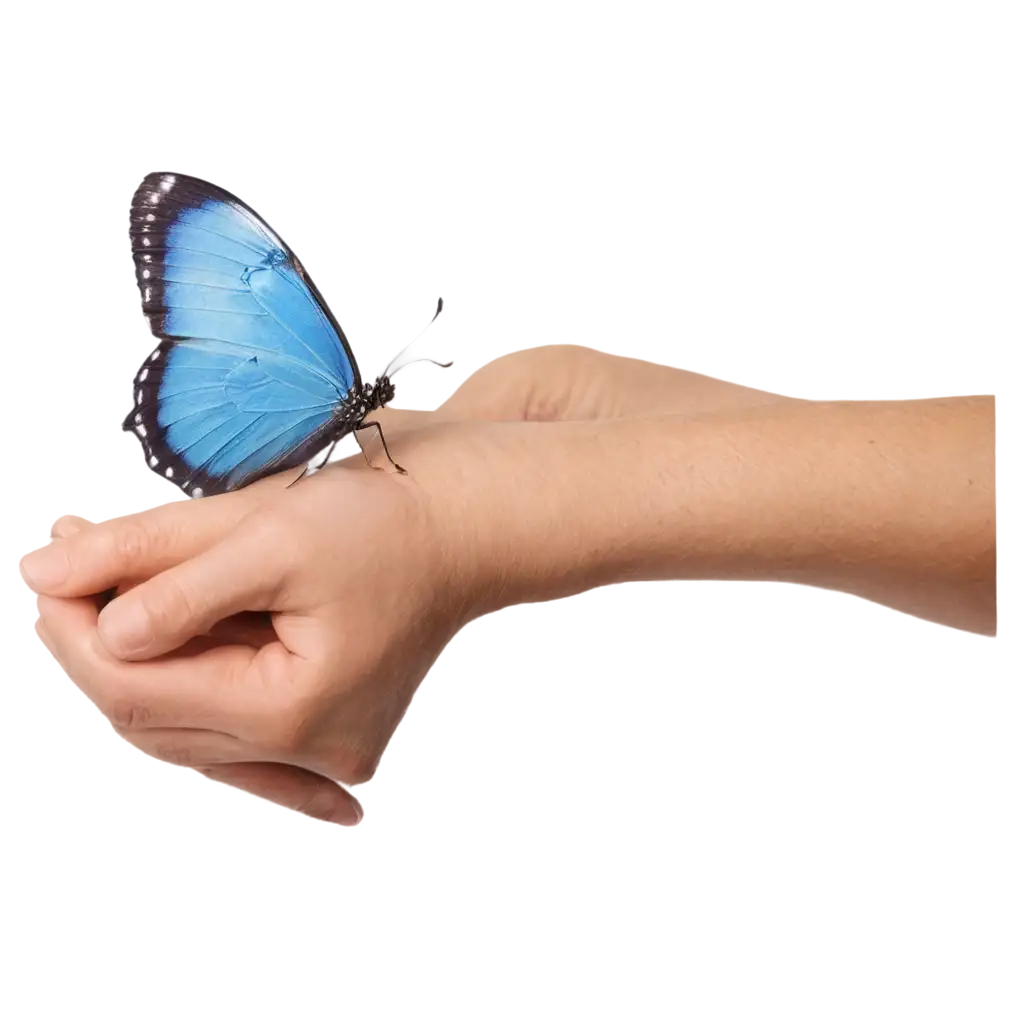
[329, 806, 366, 831]
[20, 543, 70, 589]
[299, 786, 360, 827]
[98, 599, 154, 655]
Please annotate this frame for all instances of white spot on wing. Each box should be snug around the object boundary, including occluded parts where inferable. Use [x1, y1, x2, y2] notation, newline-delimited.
[149, 456, 159, 467]
[139, 369, 149, 382]
[146, 213, 155, 222]
[165, 467, 174, 478]
[142, 269, 150, 279]
[136, 390, 143, 404]
[161, 177, 175, 190]
[150, 349, 160, 361]
[134, 413, 142, 424]
[191, 487, 204, 499]
[142, 237, 151, 246]
[136, 424, 147, 437]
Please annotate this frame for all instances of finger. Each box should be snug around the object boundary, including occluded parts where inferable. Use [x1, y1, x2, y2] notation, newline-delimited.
[194, 762, 363, 826]
[23, 503, 237, 597]
[37, 593, 302, 737]
[113, 726, 249, 766]
[49, 507, 164, 540]
[95, 511, 299, 659]
[122, 611, 279, 651]
[22, 499, 248, 596]
[47, 505, 184, 540]
[138, 615, 277, 653]
[19, 470, 295, 598]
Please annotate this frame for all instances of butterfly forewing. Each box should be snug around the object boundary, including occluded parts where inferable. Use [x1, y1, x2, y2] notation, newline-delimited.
[124, 172, 361, 496]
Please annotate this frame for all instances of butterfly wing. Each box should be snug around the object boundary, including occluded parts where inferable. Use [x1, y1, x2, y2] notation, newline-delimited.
[124, 172, 359, 496]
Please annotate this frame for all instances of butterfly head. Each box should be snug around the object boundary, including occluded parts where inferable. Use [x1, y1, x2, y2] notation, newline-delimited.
[336, 376, 396, 432]
[368, 374, 396, 411]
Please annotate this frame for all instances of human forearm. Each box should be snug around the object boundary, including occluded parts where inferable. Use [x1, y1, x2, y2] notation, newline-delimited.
[409, 397, 995, 633]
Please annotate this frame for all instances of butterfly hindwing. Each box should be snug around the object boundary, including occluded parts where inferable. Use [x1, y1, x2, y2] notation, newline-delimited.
[124, 172, 359, 496]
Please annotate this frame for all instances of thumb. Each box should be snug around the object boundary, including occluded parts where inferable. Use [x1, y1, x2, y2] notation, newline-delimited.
[97, 510, 296, 659]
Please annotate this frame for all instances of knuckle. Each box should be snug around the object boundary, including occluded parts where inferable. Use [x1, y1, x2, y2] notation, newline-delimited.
[105, 697, 152, 730]
[320, 748, 379, 786]
[152, 742, 200, 767]
[239, 503, 284, 544]
[241, 508, 303, 578]
[241, 508, 291, 550]
[112, 700, 149, 733]
[152, 572, 203, 633]
[111, 518, 154, 567]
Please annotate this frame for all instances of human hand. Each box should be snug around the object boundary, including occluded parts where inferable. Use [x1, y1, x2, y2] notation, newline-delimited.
[425, 335, 774, 423]
[29, 342, 788, 827]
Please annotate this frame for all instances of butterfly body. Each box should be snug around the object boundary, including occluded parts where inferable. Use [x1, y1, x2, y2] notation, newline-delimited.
[123, 172, 400, 497]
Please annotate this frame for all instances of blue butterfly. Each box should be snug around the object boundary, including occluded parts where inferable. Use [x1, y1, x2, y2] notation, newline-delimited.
[123, 172, 442, 497]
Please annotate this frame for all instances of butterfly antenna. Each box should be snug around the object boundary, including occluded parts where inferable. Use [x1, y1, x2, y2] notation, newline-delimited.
[383, 297, 453, 378]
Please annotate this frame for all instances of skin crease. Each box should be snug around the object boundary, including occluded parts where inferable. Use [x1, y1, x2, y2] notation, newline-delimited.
[21, 345, 995, 826]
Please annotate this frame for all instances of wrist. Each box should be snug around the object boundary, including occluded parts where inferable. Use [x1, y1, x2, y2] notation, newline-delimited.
[393, 420, 599, 615]
[400, 412, 792, 615]
[399, 417, 695, 613]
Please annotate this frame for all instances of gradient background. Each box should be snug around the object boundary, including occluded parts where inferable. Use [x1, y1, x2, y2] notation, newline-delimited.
[6, 9, 1024, 1024]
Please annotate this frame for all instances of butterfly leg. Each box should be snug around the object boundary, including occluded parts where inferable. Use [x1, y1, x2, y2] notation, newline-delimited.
[356, 428, 380, 468]
[354, 421, 407, 475]
[286, 438, 341, 489]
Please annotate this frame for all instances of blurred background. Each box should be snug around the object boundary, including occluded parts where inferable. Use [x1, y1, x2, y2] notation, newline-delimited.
[2, 2, 1019, 1020]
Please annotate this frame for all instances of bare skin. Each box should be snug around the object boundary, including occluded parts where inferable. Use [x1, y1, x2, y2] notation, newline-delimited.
[20, 346, 995, 826]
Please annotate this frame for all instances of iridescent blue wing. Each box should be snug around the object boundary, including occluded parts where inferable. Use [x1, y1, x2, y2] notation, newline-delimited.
[123, 172, 360, 496]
